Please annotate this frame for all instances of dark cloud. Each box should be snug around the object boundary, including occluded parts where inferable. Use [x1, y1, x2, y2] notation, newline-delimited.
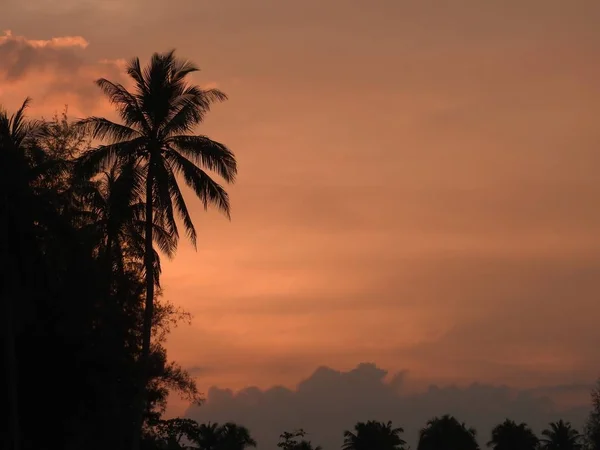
[184, 363, 591, 450]
[0, 32, 86, 80]
[0, 31, 125, 113]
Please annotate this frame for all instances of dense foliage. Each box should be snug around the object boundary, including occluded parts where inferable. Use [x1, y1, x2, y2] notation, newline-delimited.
[1, 50, 235, 450]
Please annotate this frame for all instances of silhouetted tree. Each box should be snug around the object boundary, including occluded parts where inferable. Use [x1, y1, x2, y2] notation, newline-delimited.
[541, 420, 581, 450]
[187, 422, 255, 450]
[79, 161, 176, 290]
[487, 419, 538, 450]
[1, 102, 203, 450]
[343, 420, 406, 450]
[417, 415, 479, 450]
[75, 50, 237, 450]
[193, 423, 223, 450]
[584, 380, 600, 450]
[0, 98, 50, 450]
[278, 429, 322, 450]
[146, 418, 201, 450]
[218, 423, 257, 450]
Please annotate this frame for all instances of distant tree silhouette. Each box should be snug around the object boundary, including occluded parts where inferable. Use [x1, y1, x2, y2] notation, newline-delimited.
[186, 422, 256, 450]
[417, 415, 479, 450]
[487, 419, 538, 450]
[218, 423, 257, 450]
[75, 49, 237, 450]
[541, 420, 581, 450]
[277, 429, 322, 450]
[343, 420, 406, 450]
[193, 423, 224, 450]
[147, 418, 201, 450]
[584, 380, 600, 450]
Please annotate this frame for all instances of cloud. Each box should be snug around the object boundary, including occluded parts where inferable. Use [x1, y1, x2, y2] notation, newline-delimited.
[161, 248, 600, 400]
[0, 30, 125, 117]
[184, 363, 591, 450]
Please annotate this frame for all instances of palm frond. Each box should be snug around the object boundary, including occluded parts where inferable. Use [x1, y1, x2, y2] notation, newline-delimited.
[126, 57, 148, 96]
[152, 157, 179, 240]
[166, 135, 236, 183]
[170, 57, 200, 84]
[11, 97, 32, 139]
[95, 78, 150, 132]
[167, 163, 197, 247]
[75, 117, 141, 142]
[75, 138, 144, 180]
[160, 86, 227, 136]
[151, 220, 177, 259]
[129, 203, 177, 259]
[165, 149, 231, 219]
[113, 159, 146, 206]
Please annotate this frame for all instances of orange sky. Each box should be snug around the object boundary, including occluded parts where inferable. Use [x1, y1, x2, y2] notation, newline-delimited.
[3, 0, 600, 420]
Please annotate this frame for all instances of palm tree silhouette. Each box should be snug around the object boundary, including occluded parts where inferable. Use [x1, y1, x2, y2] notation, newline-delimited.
[541, 420, 582, 450]
[189, 422, 256, 450]
[487, 419, 538, 450]
[193, 422, 224, 450]
[75, 50, 237, 450]
[343, 420, 406, 450]
[417, 414, 479, 450]
[218, 422, 257, 450]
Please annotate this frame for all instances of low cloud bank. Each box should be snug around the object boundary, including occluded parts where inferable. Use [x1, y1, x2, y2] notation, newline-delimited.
[185, 363, 590, 449]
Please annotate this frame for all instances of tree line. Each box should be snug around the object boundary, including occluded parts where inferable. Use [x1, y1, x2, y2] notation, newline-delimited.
[140, 413, 600, 450]
[1, 50, 236, 450]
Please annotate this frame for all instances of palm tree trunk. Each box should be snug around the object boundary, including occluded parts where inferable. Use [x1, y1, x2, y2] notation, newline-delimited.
[131, 163, 155, 450]
[105, 233, 113, 294]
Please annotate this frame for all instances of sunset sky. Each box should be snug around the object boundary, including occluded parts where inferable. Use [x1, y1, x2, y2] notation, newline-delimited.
[2, 0, 600, 444]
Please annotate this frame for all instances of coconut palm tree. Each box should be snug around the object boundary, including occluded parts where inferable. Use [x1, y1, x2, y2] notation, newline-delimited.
[343, 420, 406, 450]
[487, 419, 538, 450]
[541, 420, 582, 450]
[417, 414, 479, 450]
[75, 50, 237, 449]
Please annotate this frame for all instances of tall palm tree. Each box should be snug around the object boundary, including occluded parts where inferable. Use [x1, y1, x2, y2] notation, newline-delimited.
[76, 50, 237, 449]
[0, 98, 50, 450]
[541, 420, 582, 450]
[343, 420, 406, 450]
[417, 414, 479, 450]
[488, 419, 538, 450]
